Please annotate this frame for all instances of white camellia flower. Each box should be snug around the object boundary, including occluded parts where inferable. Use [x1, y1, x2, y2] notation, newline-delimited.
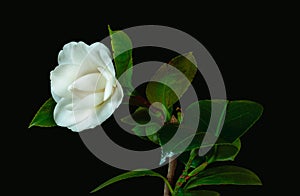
[50, 42, 123, 132]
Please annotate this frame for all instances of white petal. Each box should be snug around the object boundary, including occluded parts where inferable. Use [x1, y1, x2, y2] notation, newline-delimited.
[69, 73, 106, 93]
[97, 66, 116, 101]
[67, 81, 123, 132]
[90, 42, 115, 76]
[51, 90, 61, 102]
[103, 79, 114, 101]
[111, 80, 124, 108]
[58, 42, 89, 65]
[95, 80, 124, 125]
[56, 42, 115, 87]
[57, 42, 75, 64]
[58, 42, 99, 78]
[73, 92, 104, 110]
[72, 43, 115, 79]
[53, 98, 90, 127]
[68, 114, 98, 132]
[50, 64, 79, 98]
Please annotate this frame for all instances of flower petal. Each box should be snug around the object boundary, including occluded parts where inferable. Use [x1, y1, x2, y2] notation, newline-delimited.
[95, 80, 124, 125]
[111, 80, 124, 108]
[53, 98, 90, 127]
[72, 42, 115, 79]
[50, 64, 79, 98]
[51, 90, 61, 102]
[58, 42, 104, 79]
[97, 66, 116, 101]
[68, 114, 97, 132]
[55, 42, 115, 90]
[90, 42, 115, 76]
[73, 92, 104, 110]
[69, 73, 106, 93]
[58, 42, 89, 65]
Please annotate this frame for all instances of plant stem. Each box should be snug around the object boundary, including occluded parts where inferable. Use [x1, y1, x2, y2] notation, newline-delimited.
[164, 157, 177, 196]
[173, 149, 197, 194]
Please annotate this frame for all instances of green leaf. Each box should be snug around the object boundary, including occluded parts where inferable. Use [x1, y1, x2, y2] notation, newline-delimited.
[159, 125, 228, 152]
[145, 123, 161, 143]
[184, 100, 228, 134]
[146, 53, 197, 109]
[185, 165, 262, 189]
[121, 107, 164, 143]
[131, 123, 161, 144]
[131, 126, 147, 138]
[207, 139, 241, 163]
[90, 169, 173, 194]
[121, 105, 169, 126]
[108, 26, 133, 92]
[121, 104, 173, 144]
[177, 190, 220, 196]
[159, 100, 262, 164]
[179, 139, 241, 168]
[219, 100, 264, 142]
[121, 107, 151, 125]
[29, 98, 57, 128]
[157, 124, 229, 164]
[184, 100, 263, 142]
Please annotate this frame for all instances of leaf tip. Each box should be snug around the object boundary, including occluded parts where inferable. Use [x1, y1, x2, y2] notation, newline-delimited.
[89, 189, 97, 194]
[28, 122, 34, 128]
[256, 176, 263, 185]
[108, 24, 112, 33]
[28, 115, 37, 128]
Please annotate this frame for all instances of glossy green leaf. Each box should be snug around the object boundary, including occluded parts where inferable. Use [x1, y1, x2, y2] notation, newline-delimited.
[121, 107, 151, 125]
[157, 124, 229, 164]
[121, 105, 169, 126]
[184, 100, 263, 142]
[145, 123, 161, 143]
[185, 165, 262, 189]
[131, 123, 161, 144]
[177, 190, 220, 196]
[146, 53, 197, 109]
[108, 26, 133, 92]
[184, 100, 228, 134]
[121, 107, 164, 143]
[159, 125, 228, 152]
[208, 139, 241, 163]
[29, 98, 57, 128]
[179, 139, 241, 168]
[131, 126, 147, 138]
[90, 169, 173, 194]
[158, 100, 262, 164]
[219, 101, 263, 142]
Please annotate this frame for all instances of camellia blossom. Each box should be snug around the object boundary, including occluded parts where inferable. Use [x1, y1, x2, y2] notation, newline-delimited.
[50, 42, 123, 132]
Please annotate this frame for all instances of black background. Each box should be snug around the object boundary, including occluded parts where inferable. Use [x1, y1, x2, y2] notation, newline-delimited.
[7, 2, 292, 196]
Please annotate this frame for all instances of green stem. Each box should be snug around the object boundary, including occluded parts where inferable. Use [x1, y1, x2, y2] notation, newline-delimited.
[187, 162, 208, 177]
[173, 149, 198, 194]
